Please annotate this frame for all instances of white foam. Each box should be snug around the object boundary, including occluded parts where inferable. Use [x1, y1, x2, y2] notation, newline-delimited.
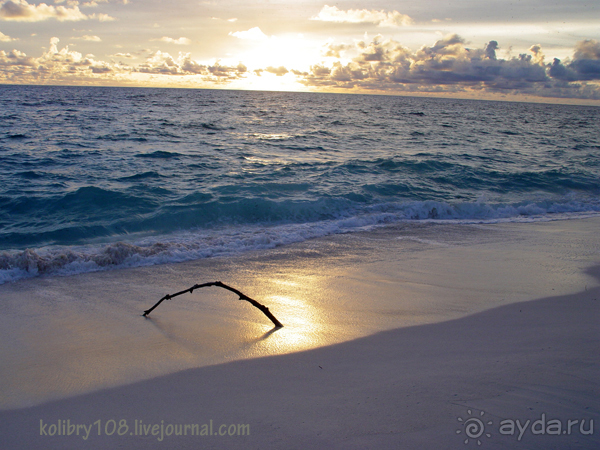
[2, 199, 600, 284]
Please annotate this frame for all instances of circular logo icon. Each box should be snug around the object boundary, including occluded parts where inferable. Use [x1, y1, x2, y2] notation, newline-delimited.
[457, 409, 493, 445]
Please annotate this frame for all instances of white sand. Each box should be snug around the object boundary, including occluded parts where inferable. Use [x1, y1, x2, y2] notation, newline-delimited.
[0, 218, 599, 448]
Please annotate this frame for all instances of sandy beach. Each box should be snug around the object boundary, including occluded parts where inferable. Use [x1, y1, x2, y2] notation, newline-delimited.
[1, 217, 599, 448]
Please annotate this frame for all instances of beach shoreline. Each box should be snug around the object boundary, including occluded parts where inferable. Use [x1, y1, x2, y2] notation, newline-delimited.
[1, 217, 599, 448]
[1, 269, 598, 449]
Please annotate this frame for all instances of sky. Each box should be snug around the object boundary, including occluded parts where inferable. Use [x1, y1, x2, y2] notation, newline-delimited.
[1, 0, 599, 103]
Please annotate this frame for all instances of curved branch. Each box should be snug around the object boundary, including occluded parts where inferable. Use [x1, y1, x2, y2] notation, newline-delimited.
[142, 281, 283, 328]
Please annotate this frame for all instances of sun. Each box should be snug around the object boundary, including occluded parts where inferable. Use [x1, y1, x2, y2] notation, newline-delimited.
[223, 31, 326, 91]
[238, 33, 320, 69]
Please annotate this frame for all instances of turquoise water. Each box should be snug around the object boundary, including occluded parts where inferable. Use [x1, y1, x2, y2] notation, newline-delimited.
[1, 85, 599, 282]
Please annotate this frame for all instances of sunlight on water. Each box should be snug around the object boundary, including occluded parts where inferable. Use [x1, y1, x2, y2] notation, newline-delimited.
[250, 133, 293, 140]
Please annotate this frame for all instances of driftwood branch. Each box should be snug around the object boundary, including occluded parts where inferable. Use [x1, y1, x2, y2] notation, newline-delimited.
[142, 281, 283, 328]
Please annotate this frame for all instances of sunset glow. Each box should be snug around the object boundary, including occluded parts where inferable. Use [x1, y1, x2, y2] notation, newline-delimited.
[0, 0, 599, 103]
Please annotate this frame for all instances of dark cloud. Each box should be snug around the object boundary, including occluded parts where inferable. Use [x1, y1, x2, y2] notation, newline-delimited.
[569, 40, 600, 80]
[548, 40, 600, 82]
[485, 41, 499, 60]
[90, 65, 111, 73]
[297, 35, 600, 100]
[574, 40, 600, 60]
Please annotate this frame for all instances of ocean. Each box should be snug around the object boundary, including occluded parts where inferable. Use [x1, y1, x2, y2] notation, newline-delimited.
[1, 84, 599, 284]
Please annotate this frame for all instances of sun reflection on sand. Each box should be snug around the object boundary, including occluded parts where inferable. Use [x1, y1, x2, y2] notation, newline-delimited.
[245, 275, 327, 353]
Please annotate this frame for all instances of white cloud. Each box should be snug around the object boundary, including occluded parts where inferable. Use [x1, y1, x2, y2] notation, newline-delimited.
[89, 12, 114, 21]
[0, 37, 123, 84]
[81, 0, 108, 7]
[0, 48, 34, 65]
[0, 0, 87, 21]
[311, 5, 413, 27]
[157, 36, 191, 45]
[229, 27, 268, 41]
[322, 42, 352, 58]
[81, 34, 101, 41]
[0, 0, 115, 22]
[0, 30, 15, 41]
[212, 16, 238, 23]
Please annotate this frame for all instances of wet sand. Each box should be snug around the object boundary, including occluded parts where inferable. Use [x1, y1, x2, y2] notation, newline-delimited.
[1, 218, 599, 448]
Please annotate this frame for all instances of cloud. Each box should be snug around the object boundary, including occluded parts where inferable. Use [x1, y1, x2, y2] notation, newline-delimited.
[137, 51, 247, 80]
[229, 27, 268, 41]
[484, 40, 499, 60]
[137, 50, 183, 75]
[0, 48, 34, 66]
[574, 39, 600, 60]
[309, 64, 331, 77]
[0, 30, 15, 41]
[157, 36, 191, 45]
[529, 44, 544, 64]
[90, 64, 111, 73]
[81, 0, 108, 7]
[0, 37, 87, 82]
[549, 39, 600, 82]
[265, 65, 288, 76]
[81, 35, 101, 42]
[1, 34, 599, 101]
[212, 16, 237, 22]
[569, 39, 600, 80]
[208, 61, 246, 77]
[322, 42, 352, 58]
[0, 0, 86, 21]
[0, 36, 251, 87]
[0, 0, 115, 22]
[0, 36, 123, 84]
[296, 35, 600, 100]
[310, 5, 413, 27]
[89, 12, 114, 21]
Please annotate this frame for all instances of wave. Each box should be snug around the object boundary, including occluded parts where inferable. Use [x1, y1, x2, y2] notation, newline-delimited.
[117, 171, 164, 181]
[2, 197, 600, 284]
[3, 87, 600, 285]
[3, 179, 600, 238]
[134, 150, 182, 159]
